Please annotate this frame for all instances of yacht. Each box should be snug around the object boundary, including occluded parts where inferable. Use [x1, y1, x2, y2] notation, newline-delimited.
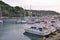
[25, 21, 56, 36]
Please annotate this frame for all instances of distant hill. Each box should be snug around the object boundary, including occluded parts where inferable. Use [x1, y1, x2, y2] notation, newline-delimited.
[0, 1, 24, 17]
[25, 10, 60, 16]
[0, 1, 60, 17]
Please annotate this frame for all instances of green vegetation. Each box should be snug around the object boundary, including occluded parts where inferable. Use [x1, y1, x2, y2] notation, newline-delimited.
[38, 37, 44, 40]
[0, 1, 60, 17]
[0, 1, 25, 17]
[56, 29, 60, 33]
[49, 31, 57, 38]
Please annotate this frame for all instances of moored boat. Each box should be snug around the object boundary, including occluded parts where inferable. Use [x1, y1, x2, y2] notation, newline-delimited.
[25, 21, 56, 36]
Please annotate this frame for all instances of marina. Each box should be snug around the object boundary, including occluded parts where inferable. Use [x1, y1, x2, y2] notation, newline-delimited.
[0, 16, 60, 40]
[1, 0, 60, 40]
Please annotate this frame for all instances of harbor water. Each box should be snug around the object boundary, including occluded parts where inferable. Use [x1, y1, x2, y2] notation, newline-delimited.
[0, 18, 40, 40]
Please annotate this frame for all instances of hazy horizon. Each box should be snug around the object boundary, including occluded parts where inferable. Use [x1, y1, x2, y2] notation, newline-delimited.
[2, 0, 60, 13]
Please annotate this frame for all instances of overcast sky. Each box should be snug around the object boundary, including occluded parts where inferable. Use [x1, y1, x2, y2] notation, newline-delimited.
[2, 0, 60, 13]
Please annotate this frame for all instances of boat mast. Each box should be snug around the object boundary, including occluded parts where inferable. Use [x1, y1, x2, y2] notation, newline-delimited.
[29, 5, 32, 18]
[0, 4, 2, 19]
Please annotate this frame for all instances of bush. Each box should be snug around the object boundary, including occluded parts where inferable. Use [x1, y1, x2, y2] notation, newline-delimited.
[38, 37, 44, 40]
[49, 31, 57, 38]
[57, 30, 60, 33]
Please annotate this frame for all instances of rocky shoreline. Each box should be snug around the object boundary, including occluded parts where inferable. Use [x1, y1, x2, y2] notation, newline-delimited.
[46, 33, 60, 40]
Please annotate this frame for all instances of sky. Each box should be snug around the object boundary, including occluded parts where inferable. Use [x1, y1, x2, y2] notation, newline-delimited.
[2, 0, 60, 13]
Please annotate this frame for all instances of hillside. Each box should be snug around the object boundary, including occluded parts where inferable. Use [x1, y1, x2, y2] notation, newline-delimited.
[0, 1, 24, 17]
[25, 10, 60, 16]
[0, 1, 60, 17]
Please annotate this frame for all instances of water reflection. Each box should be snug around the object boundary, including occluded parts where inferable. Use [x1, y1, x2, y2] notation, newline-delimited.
[24, 32, 40, 40]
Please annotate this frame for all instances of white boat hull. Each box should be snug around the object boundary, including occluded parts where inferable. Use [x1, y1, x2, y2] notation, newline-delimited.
[27, 21, 35, 24]
[0, 20, 3, 23]
[17, 20, 27, 23]
[25, 29, 51, 36]
[25, 26, 56, 36]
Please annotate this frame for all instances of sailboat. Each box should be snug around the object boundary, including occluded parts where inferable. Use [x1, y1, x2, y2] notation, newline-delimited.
[0, 18, 3, 23]
[26, 5, 35, 24]
[0, 6, 3, 24]
[27, 13, 35, 24]
[16, 12, 27, 24]
[16, 18, 27, 24]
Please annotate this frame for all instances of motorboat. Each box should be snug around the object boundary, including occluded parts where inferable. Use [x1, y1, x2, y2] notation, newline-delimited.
[25, 22, 56, 36]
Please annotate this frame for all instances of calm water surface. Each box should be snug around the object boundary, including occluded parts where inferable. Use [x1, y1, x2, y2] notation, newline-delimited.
[0, 23, 40, 40]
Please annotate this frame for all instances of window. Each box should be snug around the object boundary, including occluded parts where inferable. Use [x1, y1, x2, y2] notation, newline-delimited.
[31, 27, 36, 29]
[39, 28, 42, 31]
[51, 21, 55, 23]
